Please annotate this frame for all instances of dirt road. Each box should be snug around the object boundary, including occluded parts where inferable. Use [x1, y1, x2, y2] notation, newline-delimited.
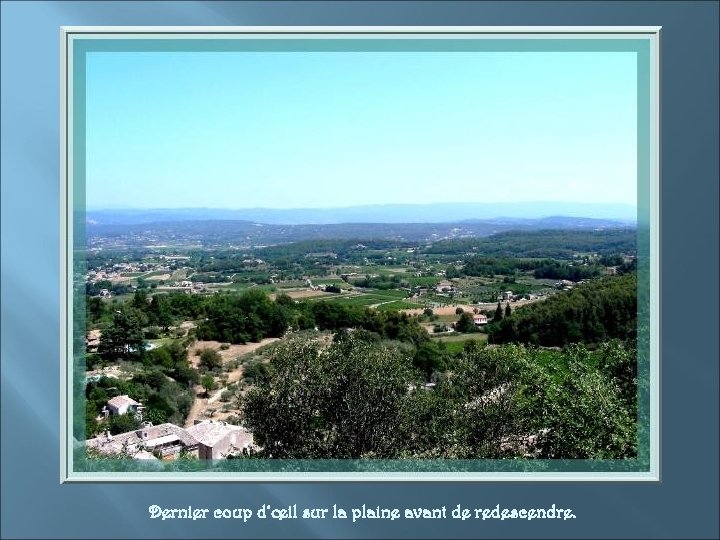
[183, 338, 279, 427]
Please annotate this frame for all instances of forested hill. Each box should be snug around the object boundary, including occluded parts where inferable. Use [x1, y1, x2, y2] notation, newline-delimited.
[490, 273, 637, 346]
[427, 228, 636, 258]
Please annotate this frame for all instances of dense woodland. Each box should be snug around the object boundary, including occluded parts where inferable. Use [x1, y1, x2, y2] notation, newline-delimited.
[243, 333, 637, 459]
[426, 228, 636, 258]
[489, 273, 638, 346]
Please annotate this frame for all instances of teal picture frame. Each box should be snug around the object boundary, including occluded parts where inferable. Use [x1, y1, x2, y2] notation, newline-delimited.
[61, 27, 660, 481]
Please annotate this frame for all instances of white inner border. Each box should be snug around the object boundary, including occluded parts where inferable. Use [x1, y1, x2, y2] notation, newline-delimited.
[60, 26, 661, 483]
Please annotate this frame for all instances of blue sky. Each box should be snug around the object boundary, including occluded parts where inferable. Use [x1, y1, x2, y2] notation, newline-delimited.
[86, 49, 637, 210]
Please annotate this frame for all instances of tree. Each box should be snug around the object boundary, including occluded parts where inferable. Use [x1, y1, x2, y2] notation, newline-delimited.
[413, 341, 444, 380]
[504, 303, 512, 318]
[199, 348, 222, 371]
[98, 308, 146, 361]
[437, 345, 530, 458]
[86, 296, 108, 326]
[144, 407, 168, 425]
[490, 274, 637, 346]
[445, 266, 461, 279]
[535, 346, 636, 459]
[144, 346, 173, 370]
[275, 293, 295, 308]
[242, 335, 415, 458]
[108, 412, 140, 435]
[148, 294, 173, 331]
[197, 289, 290, 343]
[455, 312, 476, 333]
[455, 307, 464, 315]
[493, 302, 503, 323]
[243, 361, 272, 385]
[131, 289, 149, 311]
[200, 374, 217, 396]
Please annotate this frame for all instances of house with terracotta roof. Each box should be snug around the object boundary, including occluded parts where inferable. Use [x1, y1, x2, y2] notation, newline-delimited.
[473, 314, 488, 326]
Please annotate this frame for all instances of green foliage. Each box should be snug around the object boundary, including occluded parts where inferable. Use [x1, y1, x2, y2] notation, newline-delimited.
[445, 265, 461, 279]
[461, 256, 529, 277]
[454, 312, 477, 334]
[98, 308, 146, 361]
[533, 345, 636, 459]
[199, 348, 222, 371]
[309, 302, 429, 347]
[131, 289, 149, 310]
[197, 289, 290, 343]
[243, 335, 416, 458]
[532, 260, 602, 281]
[351, 274, 403, 290]
[108, 413, 140, 435]
[144, 407, 168, 425]
[412, 341, 447, 380]
[275, 293, 295, 307]
[85, 371, 194, 434]
[148, 294, 173, 329]
[86, 296, 110, 326]
[143, 342, 199, 386]
[242, 337, 637, 460]
[598, 254, 625, 267]
[242, 360, 272, 385]
[491, 274, 637, 346]
[201, 374, 217, 395]
[428, 228, 636, 259]
[494, 302, 503, 323]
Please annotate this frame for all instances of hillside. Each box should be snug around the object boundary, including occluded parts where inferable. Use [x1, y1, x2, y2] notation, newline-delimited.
[490, 273, 637, 346]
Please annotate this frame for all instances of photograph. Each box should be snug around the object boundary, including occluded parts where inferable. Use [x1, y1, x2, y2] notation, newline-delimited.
[69, 29, 654, 476]
[2, 3, 718, 540]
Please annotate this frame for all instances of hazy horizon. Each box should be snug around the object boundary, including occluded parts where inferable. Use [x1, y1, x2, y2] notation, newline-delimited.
[86, 201, 637, 225]
[86, 200, 637, 212]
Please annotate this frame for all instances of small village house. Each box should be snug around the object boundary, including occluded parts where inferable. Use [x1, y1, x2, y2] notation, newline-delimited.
[86, 422, 199, 460]
[106, 395, 143, 417]
[473, 314, 488, 326]
[187, 420, 256, 459]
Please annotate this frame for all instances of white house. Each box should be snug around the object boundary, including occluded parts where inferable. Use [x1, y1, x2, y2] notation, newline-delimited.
[473, 314, 488, 326]
[106, 395, 143, 417]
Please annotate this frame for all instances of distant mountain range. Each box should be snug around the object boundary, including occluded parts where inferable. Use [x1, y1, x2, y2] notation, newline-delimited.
[86, 215, 635, 250]
[86, 202, 636, 226]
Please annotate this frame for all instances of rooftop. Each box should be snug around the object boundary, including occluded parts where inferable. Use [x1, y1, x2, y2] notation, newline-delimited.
[187, 420, 253, 448]
[107, 395, 141, 409]
[86, 423, 198, 457]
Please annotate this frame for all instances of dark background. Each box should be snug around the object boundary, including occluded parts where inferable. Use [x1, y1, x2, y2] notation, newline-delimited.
[1, 1, 718, 538]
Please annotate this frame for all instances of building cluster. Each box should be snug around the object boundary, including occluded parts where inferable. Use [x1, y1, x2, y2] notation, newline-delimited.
[87, 395, 257, 460]
[171, 280, 205, 293]
[87, 419, 256, 461]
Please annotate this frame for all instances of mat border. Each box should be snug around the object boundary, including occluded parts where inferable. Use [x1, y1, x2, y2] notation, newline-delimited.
[60, 26, 661, 483]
